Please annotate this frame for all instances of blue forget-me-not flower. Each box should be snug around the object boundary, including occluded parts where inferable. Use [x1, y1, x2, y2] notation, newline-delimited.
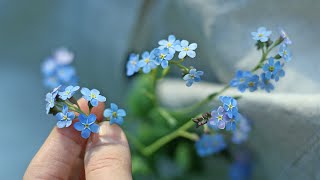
[259, 73, 274, 93]
[232, 114, 251, 144]
[279, 28, 292, 45]
[246, 74, 259, 92]
[74, 114, 100, 139]
[55, 105, 75, 128]
[263, 57, 282, 80]
[251, 27, 272, 42]
[126, 53, 140, 76]
[45, 86, 60, 114]
[104, 103, 126, 125]
[154, 48, 174, 68]
[279, 44, 292, 62]
[220, 96, 238, 118]
[226, 114, 240, 132]
[175, 40, 197, 59]
[81, 88, 106, 107]
[138, 51, 157, 73]
[195, 134, 226, 157]
[158, 35, 180, 54]
[208, 106, 227, 130]
[230, 70, 252, 93]
[183, 68, 204, 87]
[58, 85, 80, 100]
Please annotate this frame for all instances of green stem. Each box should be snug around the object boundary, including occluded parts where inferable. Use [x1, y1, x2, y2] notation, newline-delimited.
[142, 120, 194, 156]
[178, 131, 199, 141]
[157, 107, 177, 127]
[169, 61, 189, 72]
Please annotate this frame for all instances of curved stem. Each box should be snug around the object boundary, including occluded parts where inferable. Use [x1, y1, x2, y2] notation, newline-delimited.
[142, 120, 195, 156]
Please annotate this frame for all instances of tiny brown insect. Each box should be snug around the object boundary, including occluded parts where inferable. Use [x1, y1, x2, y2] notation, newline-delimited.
[192, 112, 211, 128]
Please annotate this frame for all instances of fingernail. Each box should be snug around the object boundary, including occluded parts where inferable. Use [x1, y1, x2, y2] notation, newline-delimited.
[87, 122, 128, 148]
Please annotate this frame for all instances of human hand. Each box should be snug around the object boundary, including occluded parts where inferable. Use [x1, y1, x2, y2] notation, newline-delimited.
[24, 98, 132, 180]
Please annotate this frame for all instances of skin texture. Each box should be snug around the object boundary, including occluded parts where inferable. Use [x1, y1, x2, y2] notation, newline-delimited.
[24, 98, 132, 180]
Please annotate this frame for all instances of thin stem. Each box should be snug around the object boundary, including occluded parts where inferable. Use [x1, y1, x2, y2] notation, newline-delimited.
[169, 61, 189, 72]
[157, 107, 177, 127]
[142, 120, 194, 156]
[178, 131, 199, 141]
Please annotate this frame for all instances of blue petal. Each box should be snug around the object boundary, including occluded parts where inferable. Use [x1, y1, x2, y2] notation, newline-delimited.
[56, 112, 64, 121]
[183, 74, 191, 81]
[81, 88, 90, 96]
[189, 43, 197, 50]
[104, 109, 113, 118]
[141, 51, 149, 59]
[165, 53, 173, 60]
[81, 129, 91, 139]
[174, 45, 182, 51]
[187, 51, 196, 58]
[91, 89, 100, 95]
[90, 99, 98, 107]
[111, 103, 118, 111]
[72, 86, 80, 92]
[161, 60, 168, 68]
[196, 71, 204, 76]
[57, 121, 67, 128]
[178, 51, 187, 59]
[96, 95, 106, 102]
[87, 114, 97, 125]
[117, 109, 126, 117]
[181, 40, 189, 47]
[168, 35, 176, 42]
[65, 120, 72, 127]
[158, 40, 167, 46]
[112, 117, 124, 125]
[143, 66, 151, 73]
[90, 123, 100, 133]
[186, 80, 193, 87]
[67, 112, 75, 120]
[138, 60, 147, 67]
[74, 122, 85, 131]
[78, 114, 87, 124]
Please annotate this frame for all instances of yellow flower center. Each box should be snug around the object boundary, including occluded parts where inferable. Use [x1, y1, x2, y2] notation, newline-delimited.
[218, 115, 223, 121]
[239, 78, 245, 82]
[112, 112, 117, 118]
[228, 104, 233, 109]
[84, 124, 89, 128]
[283, 51, 287, 55]
[160, 54, 166, 59]
[258, 33, 263, 37]
[63, 115, 68, 120]
[145, 58, 150, 63]
[66, 90, 70, 95]
[183, 47, 189, 51]
[91, 93, 96, 99]
[131, 61, 136, 65]
[268, 66, 274, 72]
[248, 82, 254, 87]
[167, 42, 172, 47]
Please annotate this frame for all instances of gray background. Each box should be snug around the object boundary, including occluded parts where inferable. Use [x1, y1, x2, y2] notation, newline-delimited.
[0, 0, 319, 179]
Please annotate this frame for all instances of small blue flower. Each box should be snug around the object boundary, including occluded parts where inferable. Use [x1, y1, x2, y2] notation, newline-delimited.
[251, 27, 272, 42]
[273, 68, 285, 82]
[195, 134, 226, 157]
[74, 114, 100, 139]
[138, 51, 157, 73]
[44, 76, 60, 89]
[158, 35, 180, 54]
[259, 73, 274, 93]
[220, 96, 238, 118]
[126, 53, 140, 76]
[229, 150, 253, 180]
[154, 48, 174, 68]
[183, 68, 204, 87]
[230, 70, 252, 93]
[81, 88, 106, 107]
[175, 40, 197, 59]
[279, 28, 292, 45]
[246, 74, 259, 92]
[53, 47, 74, 65]
[279, 44, 292, 62]
[42, 58, 57, 76]
[262, 57, 282, 80]
[55, 105, 75, 128]
[208, 106, 227, 130]
[232, 114, 251, 144]
[56, 66, 76, 83]
[58, 85, 80, 100]
[103, 103, 126, 125]
[45, 86, 60, 114]
[225, 114, 240, 132]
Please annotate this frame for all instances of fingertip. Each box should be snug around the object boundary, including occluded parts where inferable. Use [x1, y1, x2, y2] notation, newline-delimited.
[77, 98, 105, 121]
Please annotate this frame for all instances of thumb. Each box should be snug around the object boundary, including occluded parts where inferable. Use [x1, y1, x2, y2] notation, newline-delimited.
[84, 122, 132, 180]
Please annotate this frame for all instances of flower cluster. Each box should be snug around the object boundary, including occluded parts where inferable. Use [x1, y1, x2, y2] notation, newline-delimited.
[41, 48, 78, 89]
[126, 35, 203, 87]
[45, 85, 126, 139]
[208, 96, 239, 131]
[231, 114, 251, 144]
[230, 27, 292, 93]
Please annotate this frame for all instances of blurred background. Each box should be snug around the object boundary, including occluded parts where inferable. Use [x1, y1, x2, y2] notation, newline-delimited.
[0, 0, 320, 179]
